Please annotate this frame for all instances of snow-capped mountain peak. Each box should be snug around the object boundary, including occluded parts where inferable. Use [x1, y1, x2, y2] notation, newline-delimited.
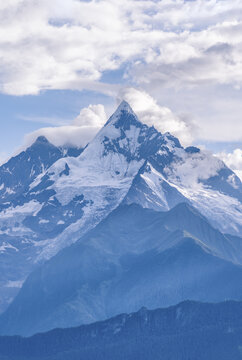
[0, 101, 241, 315]
[106, 100, 140, 127]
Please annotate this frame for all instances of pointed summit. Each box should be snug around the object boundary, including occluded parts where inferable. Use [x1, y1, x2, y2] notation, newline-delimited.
[34, 136, 50, 145]
[30, 136, 57, 151]
[106, 100, 142, 129]
[26, 135, 60, 152]
[26, 136, 52, 150]
[116, 100, 134, 113]
[25, 136, 54, 153]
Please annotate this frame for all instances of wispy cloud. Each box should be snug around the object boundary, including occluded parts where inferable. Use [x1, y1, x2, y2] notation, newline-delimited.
[18, 115, 70, 126]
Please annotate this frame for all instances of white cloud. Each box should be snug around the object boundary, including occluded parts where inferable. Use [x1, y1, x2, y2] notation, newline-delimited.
[118, 87, 195, 146]
[144, 83, 242, 144]
[1, 0, 242, 96]
[217, 149, 242, 180]
[23, 125, 99, 149]
[73, 104, 107, 127]
[165, 151, 224, 189]
[23, 103, 107, 149]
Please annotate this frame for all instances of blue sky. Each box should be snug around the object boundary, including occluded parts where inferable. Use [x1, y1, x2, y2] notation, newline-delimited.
[0, 0, 241, 177]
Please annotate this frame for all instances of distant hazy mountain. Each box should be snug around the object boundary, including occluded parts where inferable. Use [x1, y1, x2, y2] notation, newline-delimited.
[0, 101, 241, 326]
[1, 202, 242, 336]
[0, 300, 242, 360]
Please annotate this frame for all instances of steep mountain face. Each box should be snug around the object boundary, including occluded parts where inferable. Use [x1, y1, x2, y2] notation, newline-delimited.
[0, 100, 241, 318]
[1, 300, 242, 360]
[0, 138, 83, 313]
[124, 138, 242, 235]
[2, 202, 242, 336]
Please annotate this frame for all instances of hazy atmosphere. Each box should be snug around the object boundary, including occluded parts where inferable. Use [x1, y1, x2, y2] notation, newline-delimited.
[0, 2, 242, 359]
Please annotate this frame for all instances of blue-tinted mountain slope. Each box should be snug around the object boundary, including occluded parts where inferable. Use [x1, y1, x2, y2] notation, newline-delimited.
[1, 203, 242, 336]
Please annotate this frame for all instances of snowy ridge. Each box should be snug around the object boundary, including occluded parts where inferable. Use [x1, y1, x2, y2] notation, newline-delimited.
[125, 148, 242, 234]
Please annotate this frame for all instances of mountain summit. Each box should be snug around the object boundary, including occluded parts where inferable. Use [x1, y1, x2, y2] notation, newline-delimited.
[106, 100, 141, 127]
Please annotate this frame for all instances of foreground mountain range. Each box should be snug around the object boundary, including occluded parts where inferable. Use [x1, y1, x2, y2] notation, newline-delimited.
[1, 300, 242, 360]
[0, 101, 241, 336]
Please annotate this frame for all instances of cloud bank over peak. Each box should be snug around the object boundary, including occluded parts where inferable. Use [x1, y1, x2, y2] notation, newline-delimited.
[23, 104, 107, 150]
[23, 91, 191, 151]
[217, 149, 242, 180]
[24, 125, 99, 149]
[118, 88, 195, 146]
[22, 88, 194, 153]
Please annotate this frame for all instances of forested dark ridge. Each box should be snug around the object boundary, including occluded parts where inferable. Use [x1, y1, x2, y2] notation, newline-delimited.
[0, 300, 242, 360]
